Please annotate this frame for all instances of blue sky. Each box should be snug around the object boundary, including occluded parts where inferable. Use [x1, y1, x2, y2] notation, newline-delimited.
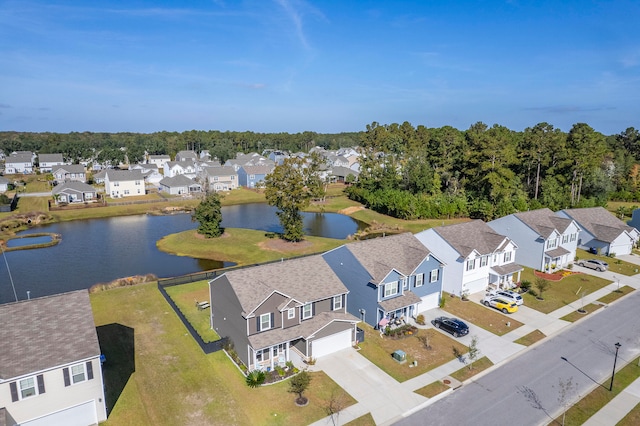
[1, 0, 639, 135]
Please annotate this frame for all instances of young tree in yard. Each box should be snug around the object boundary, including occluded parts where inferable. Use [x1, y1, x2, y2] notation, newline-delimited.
[265, 157, 321, 242]
[288, 370, 312, 405]
[192, 192, 224, 238]
[535, 277, 550, 300]
[554, 376, 577, 426]
[467, 335, 480, 370]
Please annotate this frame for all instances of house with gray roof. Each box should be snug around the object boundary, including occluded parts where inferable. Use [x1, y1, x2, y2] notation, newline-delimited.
[488, 208, 580, 273]
[130, 163, 163, 185]
[52, 182, 97, 204]
[558, 207, 639, 256]
[147, 154, 171, 169]
[5, 152, 34, 174]
[104, 169, 145, 198]
[323, 233, 444, 328]
[159, 175, 202, 195]
[237, 164, 274, 188]
[38, 153, 65, 172]
[416, 220, 522, 296]
[0, 290, 107, 426]
[0, 176, 8, 193]
[163, 161, 197, 179]
[175, 150, 197, 162]
[209, 255, 359, 370]
[52, 164, 87, 184]
[199, 166, 238, 191]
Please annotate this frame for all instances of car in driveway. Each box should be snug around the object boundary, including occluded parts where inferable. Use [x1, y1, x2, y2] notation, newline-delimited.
[432, 316, 469, 337]
[486, 289, 523, 306]
[577, 259, 609, 272]
[481, 296, 518, 314]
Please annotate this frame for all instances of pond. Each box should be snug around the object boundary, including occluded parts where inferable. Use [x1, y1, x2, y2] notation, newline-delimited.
[0, 204, 364, 304]
[6, 235, 53, 248]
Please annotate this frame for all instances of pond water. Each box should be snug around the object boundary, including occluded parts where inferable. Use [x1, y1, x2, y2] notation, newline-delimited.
[0, 204, 364, 304]
[6, 235, 53, 248]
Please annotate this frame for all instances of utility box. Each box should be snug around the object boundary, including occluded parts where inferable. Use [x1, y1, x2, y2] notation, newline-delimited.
[392, 350, 406, 363]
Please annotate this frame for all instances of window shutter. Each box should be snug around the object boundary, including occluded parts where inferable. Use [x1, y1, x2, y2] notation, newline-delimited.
[86, 361, 94, 380]
[256, 317, 260, 332]
[63, 367, 70, 386]
[10, 382, 18, 402]
[37, 374, 45, 394]
[271, 313, 274, 328]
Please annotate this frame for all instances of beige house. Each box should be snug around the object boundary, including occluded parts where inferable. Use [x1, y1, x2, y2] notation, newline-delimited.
[0, 290, 107, 426]
[199, 166, 239, 191]
[104, 169, 145, 198]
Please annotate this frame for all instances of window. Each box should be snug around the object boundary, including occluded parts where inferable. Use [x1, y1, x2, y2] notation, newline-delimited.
[466, 259, 476, 271]
[135, 180, 141, 185]
[71, 363, 86, 384]
[493, 254, 497, 263]
[333, 295, 342, 310]
[249, 174, 255, 179]
[288, 308, 295, 319]
[19, 377, 36, 398]
[259, 313, 271, 331]
[562, 235, 568, 244]
[384, 281, 399, 297]
[124, 189, 130, 195]
[570, 233, 577, 242]
[547, 238, 558, 249]
[429, 269, 439, 283]
[302, 303, 312, 319]
[504, 251, 512, 262]
[214, 176, 219, 181]
[415, 273, 424, 287]
[400, 277, 408, 290]
[480, 256, 488, 267]
[113, 181, 119, 187]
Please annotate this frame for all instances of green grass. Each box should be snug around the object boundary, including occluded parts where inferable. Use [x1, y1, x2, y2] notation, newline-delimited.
[520, 268, 612, 314]
[414, 380, 450, 398]
[617, 402, 640, 425]
[156, 227, 347, 265]
[165, 281, 220, 342]
[598, 286, 634, 304]
[441, 294, 524, 336]
[556, 356, 640, 426]
[356, 323, 468, 383]
[576, 249, 639, 276]
[449, 356, 494, 382]
[345, 413, 376, 426]
[91, 282, 356, 425]
[560, 303, 603, 322]
[514, 329, 546, 346]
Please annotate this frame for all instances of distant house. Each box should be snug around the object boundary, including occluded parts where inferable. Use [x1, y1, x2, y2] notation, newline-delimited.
[330, 166, 359, 183]
[558, 207, 640, 256]
[209, 255, 360, 370]
[415, 220, 522, 296]
[38, 153, 65, 172]
[163, 161, 197, 179]
[147, 154, 171, 169]
[199, 166, 238, 191]
[52, 164, 87, 184]
[92, 169, 107, 184]
[225, 153, 274, 171]
[5, 152, 34, 174]
[489, 208, 580, 273]
[130, 163, 163, 185]
[237, 164, 273, 188]
[175, 150, 198, 162]
[323, 233, 444, 328]
[104, 169, 145, 198]
[0, 176, 8, 193]
[0, 290, 107, 426]
[52, 182, 97, 204]
[159, 175, 202, 195]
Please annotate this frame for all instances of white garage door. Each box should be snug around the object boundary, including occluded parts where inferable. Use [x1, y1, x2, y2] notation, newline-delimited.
[311, 329, 352, 358]
[609, 242, 632, 256]
[21, 400, 97, 426]
[419, 292, 440, 312]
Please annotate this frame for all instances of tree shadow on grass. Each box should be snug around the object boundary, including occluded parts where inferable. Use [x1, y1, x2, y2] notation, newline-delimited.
[96, 323, 135, 416]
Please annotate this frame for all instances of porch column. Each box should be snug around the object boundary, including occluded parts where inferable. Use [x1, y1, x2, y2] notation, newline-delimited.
[270, 346, 275, 370]
[286, 342, 290, 362]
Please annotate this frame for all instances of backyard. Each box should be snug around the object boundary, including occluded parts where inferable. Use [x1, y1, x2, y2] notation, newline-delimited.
[164, 280, 220, 342]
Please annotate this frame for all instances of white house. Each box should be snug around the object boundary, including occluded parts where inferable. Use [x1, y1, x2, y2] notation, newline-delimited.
[147, 154, 170, 169]
[130, 163, 163, 185]
[5, 152, 34, 174]
[0, 176, 9, 193]
[199, 166, 238, 191]
[163, 161, 197, 179]
[415, 220, 522, 296]
[52, 165, 87, 184]
[104, 169, 145, 198]
[38, 154, 65, 172]
[0, 290, 107, 426]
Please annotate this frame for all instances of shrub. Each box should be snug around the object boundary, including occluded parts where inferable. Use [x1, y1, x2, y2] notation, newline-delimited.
[528, 289, 538, 297]
[439, 296, 446, 309]
[520, 280, 532, 292]
[567, 264, 574, 270]
[416, 314, 426, 325]
[275, 365, 286, 377]
[246, 370, 266, 388]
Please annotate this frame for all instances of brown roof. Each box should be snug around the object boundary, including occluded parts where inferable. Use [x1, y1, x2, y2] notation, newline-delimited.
[433, 220, 511, 258]
[0, 290, 100, 380]
[220, 255, 348, 316]
[491, 263, 524, 276]
[545, 246, 570, 257]
[562, 207, 636, 243]
[345, 233, 432, 284]
[378, 291, 422, 312]
[514, 208, 573, 238]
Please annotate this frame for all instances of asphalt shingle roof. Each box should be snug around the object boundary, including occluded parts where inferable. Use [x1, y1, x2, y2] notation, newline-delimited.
[52, 181, 96, 194]
[0, 290, 100, 380]
[562, 207, 636, 243]
[514, 208, 573, 238]
[105, 169, 144, 182]
[433, 220, 510, 258]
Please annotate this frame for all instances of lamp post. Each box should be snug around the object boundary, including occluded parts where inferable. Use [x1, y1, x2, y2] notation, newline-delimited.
[609, 342, 622, 391]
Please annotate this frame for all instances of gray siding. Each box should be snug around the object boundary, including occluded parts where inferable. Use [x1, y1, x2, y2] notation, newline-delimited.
[488, 215, 545, 270]
[415, 229, 465, 295]
[249, 293, 287, 335]
[292, 338, 307, 356]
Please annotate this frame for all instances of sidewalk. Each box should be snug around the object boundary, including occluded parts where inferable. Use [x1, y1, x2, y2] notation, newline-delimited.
[310, 269, 640, 425]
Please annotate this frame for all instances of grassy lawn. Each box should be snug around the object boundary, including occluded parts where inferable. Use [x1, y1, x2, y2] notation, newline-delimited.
[520, 268, 612, 314]
[91, 282, 355, 425]
[598, 285, 635, 304]
[618, 402, 640, 425]
[156, 227, 347, 265]
[164, 280, 220, 343]
[357, 324, 468, 383]
[449, 356, 493, 382]
[345, 413, 376, 425]
[440, 294, 524, 336]
[414, 381, 450, 398]
[556, 356, 640, 426]
[348, 207, 469, 234]
[576, 249, 639, 276]
[513, 329, 546, 346]
[560, 303, 603, 322]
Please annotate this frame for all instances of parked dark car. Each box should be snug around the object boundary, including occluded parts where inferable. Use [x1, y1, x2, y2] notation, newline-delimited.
[432, 316, 469, 338]
[577, 259, 609, 272]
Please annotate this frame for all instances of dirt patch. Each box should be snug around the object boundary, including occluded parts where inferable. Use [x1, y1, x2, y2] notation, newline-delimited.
[338, 206, 365, 215]
[534, 270, 580, 281]
[258, 238, 313, 253]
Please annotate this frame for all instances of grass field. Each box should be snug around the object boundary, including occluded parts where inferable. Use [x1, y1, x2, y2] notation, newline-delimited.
[91, 282, 356, 425]
[440, 294, 524, 336]
[576, 249, 639, 276]
[513, 329, 546, 346]
[164, 280, 220, 342]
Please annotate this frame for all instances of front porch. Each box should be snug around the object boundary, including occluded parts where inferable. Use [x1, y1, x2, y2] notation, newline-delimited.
[544, 247, 572, 272]
[377, 292, 421, 330]
[488, 263, 523, 291]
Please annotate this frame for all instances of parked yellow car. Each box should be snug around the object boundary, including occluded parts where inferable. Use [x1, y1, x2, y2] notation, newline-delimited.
[482, 296, 518, 314]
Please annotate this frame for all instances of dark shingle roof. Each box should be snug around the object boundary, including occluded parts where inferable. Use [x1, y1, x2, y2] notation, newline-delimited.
[514, 208, 573, 238]
[52, 181, 96, 194]
[433, 220, 510, 258]
[38, 153, 64, 163]
[105, 169, 144, 182]
[344, 233, 431, 284]
[562, 207, 636, 243]
[53, 164, 85, 174]
[0, 290, 100, 380]
[159, 175, 197, 187]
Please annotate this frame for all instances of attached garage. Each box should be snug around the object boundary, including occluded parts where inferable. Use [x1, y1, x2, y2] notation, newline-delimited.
[311, 329, 353, 358]
[21, 400, 97, 426]
[419, 291, 440, 312]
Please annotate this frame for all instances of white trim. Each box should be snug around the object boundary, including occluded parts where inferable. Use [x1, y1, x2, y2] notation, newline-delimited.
[259, 313, 271, 331]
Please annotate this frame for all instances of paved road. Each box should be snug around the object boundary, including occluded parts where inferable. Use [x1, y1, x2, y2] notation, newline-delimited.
[396, 290, 640, 426]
